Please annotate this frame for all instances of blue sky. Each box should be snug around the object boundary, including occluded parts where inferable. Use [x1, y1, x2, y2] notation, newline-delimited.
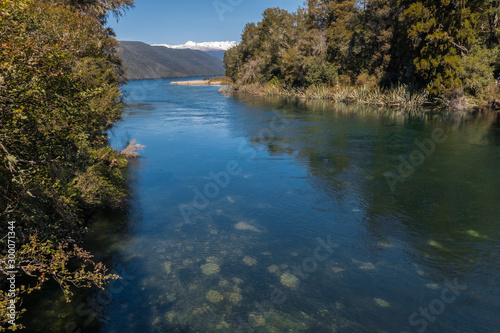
[108, 0, 305, 44]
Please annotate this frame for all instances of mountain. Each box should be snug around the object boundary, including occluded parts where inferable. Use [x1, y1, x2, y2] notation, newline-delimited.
[152, 41, 237, 60]
[152, 41, 237, 51]
[204, 50, 226, 60]
[117, 41, 225, 81]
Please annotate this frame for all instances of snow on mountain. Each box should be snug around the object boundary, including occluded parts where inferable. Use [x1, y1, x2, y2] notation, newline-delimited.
[152, 41, 237, 52]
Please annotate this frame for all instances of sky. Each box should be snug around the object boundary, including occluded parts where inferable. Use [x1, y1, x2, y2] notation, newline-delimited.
[108, 0, 305, 44]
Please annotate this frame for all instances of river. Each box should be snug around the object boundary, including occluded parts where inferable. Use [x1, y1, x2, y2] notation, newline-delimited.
[27, 78, 500, 332]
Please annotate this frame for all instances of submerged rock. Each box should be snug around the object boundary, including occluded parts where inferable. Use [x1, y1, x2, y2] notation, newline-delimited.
[206, 290, 224, 303]
[228, 292, 242, 304]
[232, 277, 243, 285]
[218, 279, 230, 288]
[426, 283, 440, 290]
[280, 272, 299, 288]
[166, 312, 176, 323]
[216, 321, 230, 329]
[243, 256, 257, 266]
[268, 265, 279, 274]
[201, 262, 220, 275]
[352, 259, 375, 270]
[377, 241, 393, 248]
[192, 306, 209, 315]
[234, 222, 261, 233]
[250, 314, 266, 325]
[359, 262, 375, 270]
[164, 262, 172, 274]
[374, 298, 390, 307]
[332, 267, 345, 274]
[428, 239, 444, 249]
[466, 229, 488, 239]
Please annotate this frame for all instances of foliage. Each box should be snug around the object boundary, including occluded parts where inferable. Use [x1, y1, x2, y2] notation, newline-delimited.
[0, 0, 133, 330]
[224, 0, 500, 108]
[460, 45, 500, 101]
[54, 0, 135, 23]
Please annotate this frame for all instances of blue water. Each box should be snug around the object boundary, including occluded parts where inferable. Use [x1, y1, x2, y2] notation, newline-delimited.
[30, 78, 500, 332]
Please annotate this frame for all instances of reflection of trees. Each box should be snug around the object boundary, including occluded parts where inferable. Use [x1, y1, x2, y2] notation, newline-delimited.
[231, 94, 500, 277]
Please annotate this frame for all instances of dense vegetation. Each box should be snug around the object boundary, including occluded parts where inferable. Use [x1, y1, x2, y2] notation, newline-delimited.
[224, 0, 500, 108]
[0, 0, 134, 330]
[118, 41, 225, 80]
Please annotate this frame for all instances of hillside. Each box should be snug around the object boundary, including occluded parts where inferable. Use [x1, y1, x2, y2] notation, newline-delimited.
[118, 41, 225, 80]
[204, 50, 226, 60]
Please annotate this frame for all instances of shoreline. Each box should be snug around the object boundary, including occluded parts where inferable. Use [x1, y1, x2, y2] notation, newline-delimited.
[170, 80, 223, 86]
[224, 83, 497, 112]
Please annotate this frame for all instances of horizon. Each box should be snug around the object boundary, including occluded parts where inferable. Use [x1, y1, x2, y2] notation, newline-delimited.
[107, 0, 305, 45]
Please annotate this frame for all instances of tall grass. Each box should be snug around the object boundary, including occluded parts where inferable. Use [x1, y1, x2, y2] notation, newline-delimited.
[224, 82, 429, 109]
[328, 85, 428, 108]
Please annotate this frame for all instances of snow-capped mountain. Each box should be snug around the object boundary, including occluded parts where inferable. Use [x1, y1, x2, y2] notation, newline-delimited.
[152, 41, 237, 52]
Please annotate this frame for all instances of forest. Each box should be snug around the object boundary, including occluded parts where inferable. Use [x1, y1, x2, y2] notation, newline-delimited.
[224, 0, 500, 108]
[0, 0, 134, 330]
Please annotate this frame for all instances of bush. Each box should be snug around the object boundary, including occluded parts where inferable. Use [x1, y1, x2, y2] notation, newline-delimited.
[304, 58, 338, 87]
[0, 0, 132, 329]
[355, 73, 378, 89]
[460, 46, 500, 103]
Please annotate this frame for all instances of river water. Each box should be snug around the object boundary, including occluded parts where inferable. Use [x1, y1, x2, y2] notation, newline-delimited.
[28, 79, 500, 332]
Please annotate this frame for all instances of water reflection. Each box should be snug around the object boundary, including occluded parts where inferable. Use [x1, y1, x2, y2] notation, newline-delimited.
[226, 94, 500, 332]
[26, 80, 500, 332]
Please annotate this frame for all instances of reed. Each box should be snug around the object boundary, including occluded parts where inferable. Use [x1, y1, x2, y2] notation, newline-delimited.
[222, 82, 429, 109]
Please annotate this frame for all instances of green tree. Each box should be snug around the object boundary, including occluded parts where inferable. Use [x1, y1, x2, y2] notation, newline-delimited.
[307, 0, 358, 69]
[224, 0, 500, 104]
[54, 0, 134, 22]
[399, 0, 499, 95]
[0, 0, 133, 329]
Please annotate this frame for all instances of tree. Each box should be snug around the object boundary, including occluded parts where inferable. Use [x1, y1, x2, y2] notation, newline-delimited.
[307, 0, 358, 68]
[0, 0, 133, 329]
[53, 0, 134, 22]
[225, 0, 500, 103]
[399, 0, 499, 95]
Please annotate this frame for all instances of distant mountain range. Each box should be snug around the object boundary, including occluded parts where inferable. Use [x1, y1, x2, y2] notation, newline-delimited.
[152, 41, 237, 60]
[152, 41, 237, 51]
[117, 41, 226, 81]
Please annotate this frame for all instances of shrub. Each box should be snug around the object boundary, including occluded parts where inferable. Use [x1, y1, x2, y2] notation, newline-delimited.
[0, 0, 132, 329]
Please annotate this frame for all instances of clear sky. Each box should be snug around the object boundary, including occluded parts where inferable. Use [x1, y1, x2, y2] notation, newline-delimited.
[108, 0, 305, 44]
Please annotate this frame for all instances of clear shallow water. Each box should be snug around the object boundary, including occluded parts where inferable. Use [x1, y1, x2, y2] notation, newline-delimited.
[28, 79, 500, 332]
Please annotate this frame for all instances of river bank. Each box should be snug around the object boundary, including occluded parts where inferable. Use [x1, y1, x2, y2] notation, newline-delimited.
[223, 82, 499, 111]
[171, 77, 232, 86]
